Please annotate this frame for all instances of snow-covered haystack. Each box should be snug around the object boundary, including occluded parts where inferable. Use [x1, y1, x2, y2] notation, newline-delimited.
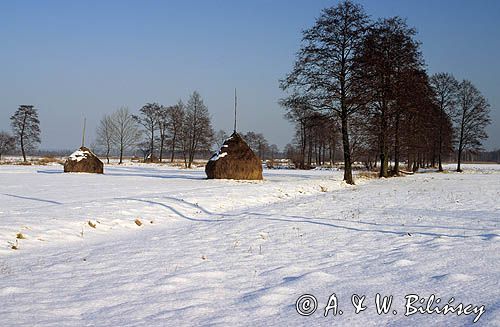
[144, 153, 158, 163]
[64, 146, 104, 174]
[205, 132, 263, 180]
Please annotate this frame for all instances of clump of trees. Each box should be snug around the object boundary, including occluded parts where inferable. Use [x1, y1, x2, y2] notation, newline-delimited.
[240, 131, 279, 163]
[280, 0, 491, 183]
[94, 91, 215, 167]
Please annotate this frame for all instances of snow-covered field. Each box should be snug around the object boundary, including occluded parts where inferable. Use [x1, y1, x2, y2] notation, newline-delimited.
[0, 163, 499, 326]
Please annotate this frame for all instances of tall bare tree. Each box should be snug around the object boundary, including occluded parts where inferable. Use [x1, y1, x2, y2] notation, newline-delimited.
[181, 91, 214, 168]
[280, 0, 369, 184]
[10, 105, 41, 162]
[430, 73, 459, 171]
[95, 114, 115, 164]
[0, 131, 15, 161]
[111, 107, 141, 164]
[455, 80, 491, 172]
[156, 105, 169, 162]
[133, 103, 160, 159]
[166, 101, 185, 163]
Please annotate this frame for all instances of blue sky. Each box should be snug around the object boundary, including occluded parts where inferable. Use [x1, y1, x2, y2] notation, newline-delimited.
[1, 0, 499, 150]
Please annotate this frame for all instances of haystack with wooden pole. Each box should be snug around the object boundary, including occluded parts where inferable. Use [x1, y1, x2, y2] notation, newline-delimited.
[206, 89, 262, 180]
[64, 146, 104, 174]
[64, 118, 104, 174]
[205, 132, 263, 180]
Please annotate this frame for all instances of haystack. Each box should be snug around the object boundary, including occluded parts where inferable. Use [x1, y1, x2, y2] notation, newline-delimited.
[205, 132, 263, 180]
[64, 146, 104, 174]
[144, 153, 158, 163]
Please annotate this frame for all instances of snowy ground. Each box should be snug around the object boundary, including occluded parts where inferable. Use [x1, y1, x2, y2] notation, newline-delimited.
[0, 163, 499, 326]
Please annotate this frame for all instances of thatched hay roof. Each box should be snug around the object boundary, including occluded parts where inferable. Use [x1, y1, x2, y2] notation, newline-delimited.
[64, 146, 104, 174]
[205, 132, 263, 180]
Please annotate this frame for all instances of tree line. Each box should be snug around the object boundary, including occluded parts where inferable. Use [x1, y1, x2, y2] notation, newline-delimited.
[1, 94, 281, 166]
[280, 0, 492, 184]
[94, 91, 279, 166]
[95, 91, 214, 167]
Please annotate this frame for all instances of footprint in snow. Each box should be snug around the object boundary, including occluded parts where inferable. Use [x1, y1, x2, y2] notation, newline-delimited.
[432, 273, 474, 282]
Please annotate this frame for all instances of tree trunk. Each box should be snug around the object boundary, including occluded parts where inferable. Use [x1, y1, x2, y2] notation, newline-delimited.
[183, 149, 188, 168]
[379, 111, 388, 178]
[159, 136, 164, 162]
[457, 109, 466, 172]
[340, 112, 354, 184]
[393, 111, 401, 175]
[150, 128, 154, 159]
[20, 136, 26, 162]
[170, 132, 177, 162]
[300, 121, 306, 169]
[119, 146, 124, 164]
[438, 99, 444, 171]
[20, 113, 27, 162]
[457, 148, 463, 172]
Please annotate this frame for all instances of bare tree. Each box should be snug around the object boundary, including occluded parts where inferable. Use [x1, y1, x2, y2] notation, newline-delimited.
[430, 73, 459, 171]
[0, 131, 16, 160]
[280, 0, 369, 184]
[181, 91, 214, 168]
[95, 114, 115, 164]
[133, 103, 160, 159]
[156, 105, 168, 162]
[10, 105, 41, 162]
[166, 101, 185, 162]
[455, 80, 491, 172]
[111, 107, 141, 164]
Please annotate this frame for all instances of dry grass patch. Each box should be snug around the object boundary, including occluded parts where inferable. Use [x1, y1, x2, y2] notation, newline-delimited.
[357, 171, 379, 179]
[38, 156, 64, 165]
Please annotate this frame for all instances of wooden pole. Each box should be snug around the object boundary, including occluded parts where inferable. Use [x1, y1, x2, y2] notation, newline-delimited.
[82, 117, 86, 147]
[234, 88, 237, 133]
